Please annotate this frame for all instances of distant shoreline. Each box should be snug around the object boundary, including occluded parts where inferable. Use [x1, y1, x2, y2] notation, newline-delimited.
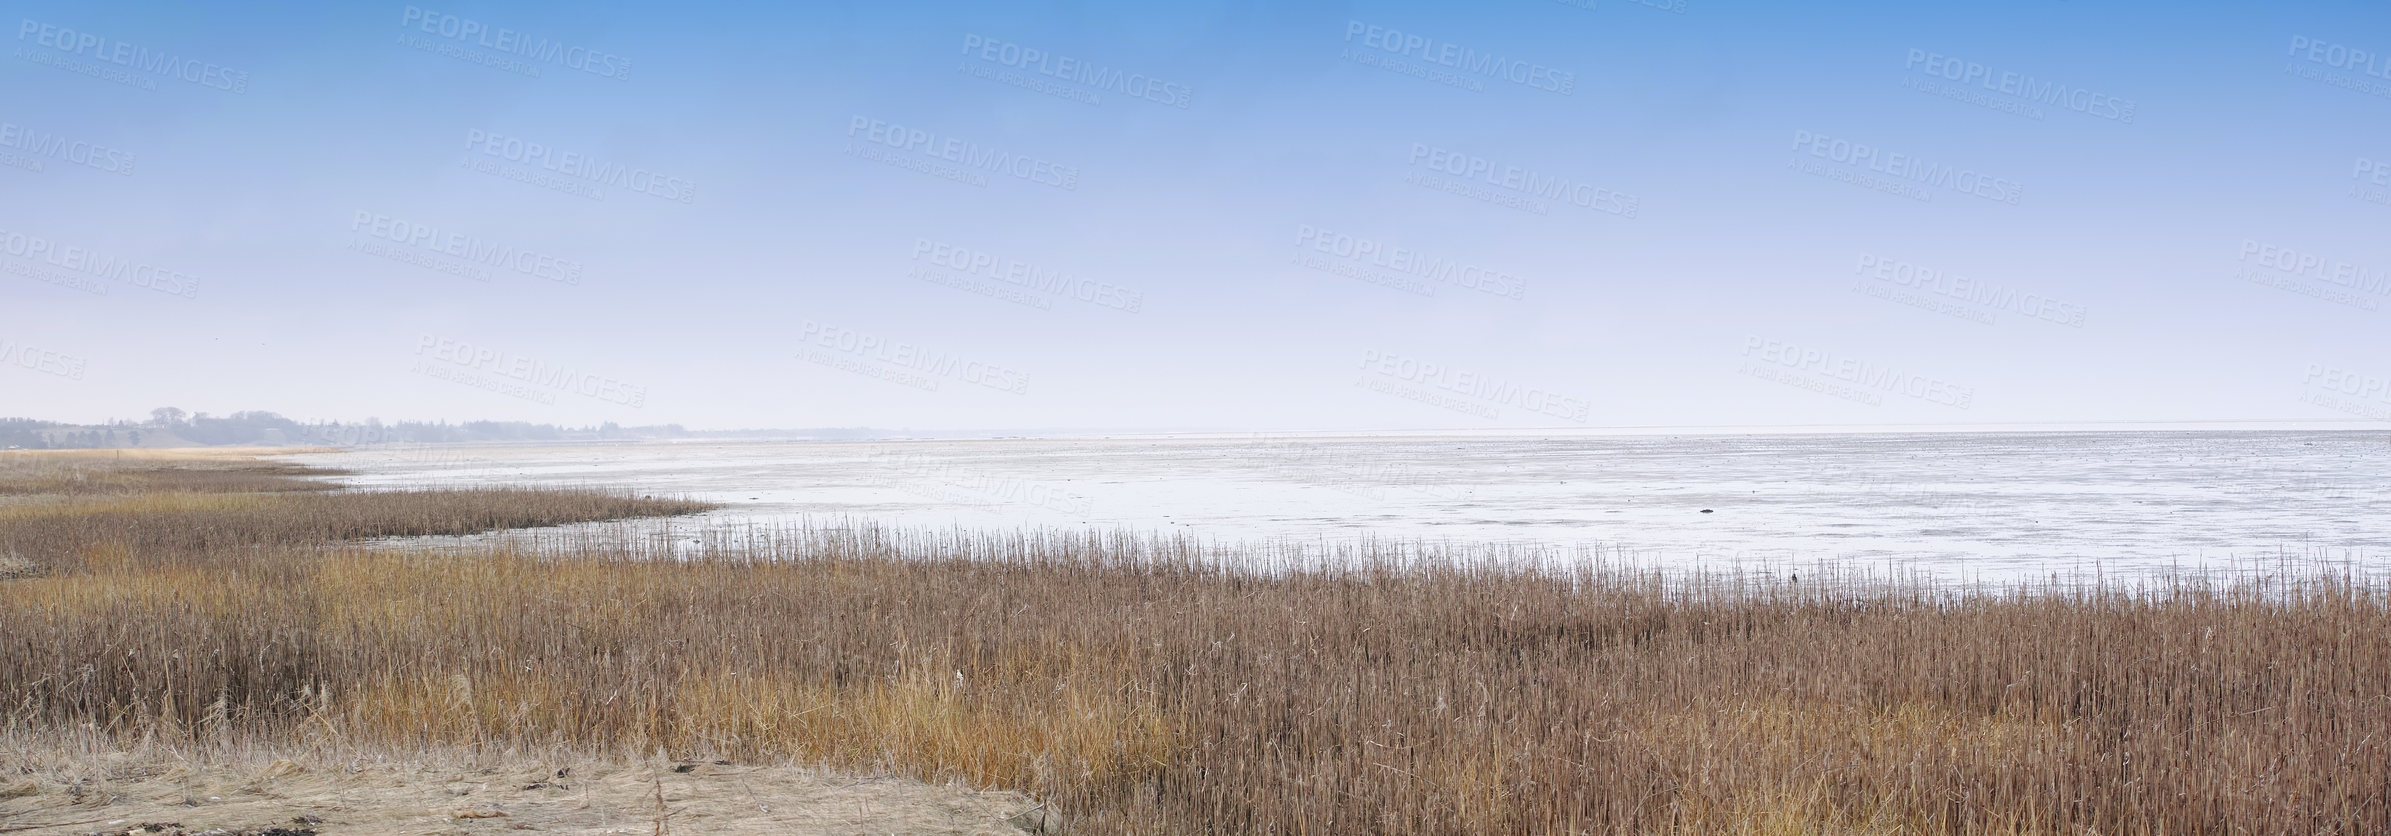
[9, 419, 2387, 452]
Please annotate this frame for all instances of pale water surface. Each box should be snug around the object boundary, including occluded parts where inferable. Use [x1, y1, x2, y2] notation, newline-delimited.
[290, 430, 2391, 579]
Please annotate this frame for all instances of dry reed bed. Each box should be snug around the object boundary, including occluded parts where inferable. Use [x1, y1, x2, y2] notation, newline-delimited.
[2, 455, 2386, 834]
[0, 448, 348, 497]
[0, 488, 710, 572]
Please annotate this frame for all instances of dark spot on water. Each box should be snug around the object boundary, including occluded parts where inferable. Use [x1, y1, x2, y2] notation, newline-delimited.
[1700, 509, 1714, 514]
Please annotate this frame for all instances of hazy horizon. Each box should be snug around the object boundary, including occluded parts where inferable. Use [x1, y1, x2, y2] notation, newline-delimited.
[7, 1, 2390, 432]
[11, 408, 2391, 440]
[8, 398, 2391, 440]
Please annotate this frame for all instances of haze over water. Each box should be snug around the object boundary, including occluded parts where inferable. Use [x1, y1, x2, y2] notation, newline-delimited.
[301, 429, 2391, 580]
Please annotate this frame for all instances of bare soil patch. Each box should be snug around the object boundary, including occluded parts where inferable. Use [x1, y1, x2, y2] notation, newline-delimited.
[0, 749, 1041, 836]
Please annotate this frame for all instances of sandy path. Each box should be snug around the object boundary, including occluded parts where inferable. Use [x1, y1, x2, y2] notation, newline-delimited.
[0, 752, 1050, 835]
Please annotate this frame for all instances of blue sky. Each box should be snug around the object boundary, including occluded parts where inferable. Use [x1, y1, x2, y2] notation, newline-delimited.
[5, 0, 2389, 432]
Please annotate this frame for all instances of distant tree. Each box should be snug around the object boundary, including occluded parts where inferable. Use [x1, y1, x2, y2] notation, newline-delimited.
[0, 418, 52, 448]
[7, 409, 698, 448]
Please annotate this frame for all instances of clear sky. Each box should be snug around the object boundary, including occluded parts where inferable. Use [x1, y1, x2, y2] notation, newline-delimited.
[5, 0, 2389, 432]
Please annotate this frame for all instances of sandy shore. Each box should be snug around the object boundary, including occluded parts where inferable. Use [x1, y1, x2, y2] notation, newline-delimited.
[0, 748, 1048, 835]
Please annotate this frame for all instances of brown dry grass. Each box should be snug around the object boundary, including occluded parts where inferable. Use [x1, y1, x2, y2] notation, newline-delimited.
[0, 448, 347, 497]
[2, 454, 2386, 834]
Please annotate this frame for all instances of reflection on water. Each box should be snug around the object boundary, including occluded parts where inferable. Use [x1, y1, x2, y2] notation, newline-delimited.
[289, 430, 2391, 579]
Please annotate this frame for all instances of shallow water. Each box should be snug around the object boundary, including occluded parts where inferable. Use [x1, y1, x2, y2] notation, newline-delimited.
[289, 430, 2391, 579]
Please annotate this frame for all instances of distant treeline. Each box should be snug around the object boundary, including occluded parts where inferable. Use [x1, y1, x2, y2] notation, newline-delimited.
[0, 408, 695, 449]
